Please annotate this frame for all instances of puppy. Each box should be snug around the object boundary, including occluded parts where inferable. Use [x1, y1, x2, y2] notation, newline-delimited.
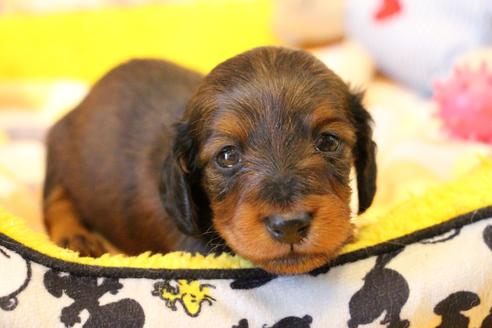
[43, 47, 377, 274]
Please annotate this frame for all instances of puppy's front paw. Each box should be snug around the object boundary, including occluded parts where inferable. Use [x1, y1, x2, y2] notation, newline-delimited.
[57, 232, 107, 257]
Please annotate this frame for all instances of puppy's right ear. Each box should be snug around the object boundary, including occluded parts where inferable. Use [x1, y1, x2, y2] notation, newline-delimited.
[349, 92, 377, 214]
[160, 122, 201, 236]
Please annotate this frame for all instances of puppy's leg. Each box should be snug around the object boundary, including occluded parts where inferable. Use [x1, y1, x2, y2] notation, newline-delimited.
[44, 185, 107, 257]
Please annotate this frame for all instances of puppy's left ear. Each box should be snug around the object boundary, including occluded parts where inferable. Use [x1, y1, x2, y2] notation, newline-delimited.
[350, 92, 377, 214]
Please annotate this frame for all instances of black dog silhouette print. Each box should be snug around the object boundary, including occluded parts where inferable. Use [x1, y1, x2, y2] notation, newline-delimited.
[348, 248, 409, 328]
[434, 291, 480, 328]
[482, 308, 492, 328]
[232, 315, 313, 328]
[482, 224, 492, 328]
[484, 225, 492, 251]
[43, 270, 145, 327]
[0, 246, 31, 311]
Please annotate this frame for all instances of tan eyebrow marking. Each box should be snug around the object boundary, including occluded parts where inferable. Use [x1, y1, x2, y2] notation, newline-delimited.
[308, 106, 349, 127]
[308, 106, 356, 145]
[199, 109, 253, 165]
[212, 111, 249, 142]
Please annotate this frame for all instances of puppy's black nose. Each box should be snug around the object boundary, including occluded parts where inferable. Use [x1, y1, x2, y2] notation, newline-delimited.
[264, 212, 312, 244]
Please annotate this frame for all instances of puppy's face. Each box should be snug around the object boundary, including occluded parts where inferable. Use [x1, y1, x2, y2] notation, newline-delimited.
[162, 47, 376, 274]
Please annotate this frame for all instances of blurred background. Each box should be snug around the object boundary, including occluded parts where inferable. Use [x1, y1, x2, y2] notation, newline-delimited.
[0, 0, 491, 232]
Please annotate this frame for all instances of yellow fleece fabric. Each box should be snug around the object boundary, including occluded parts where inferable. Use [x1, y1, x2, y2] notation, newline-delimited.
[0, 0, 277, 82]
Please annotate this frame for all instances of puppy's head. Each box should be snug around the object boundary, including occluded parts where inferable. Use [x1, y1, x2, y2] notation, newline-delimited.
[162, 47, 376, 274]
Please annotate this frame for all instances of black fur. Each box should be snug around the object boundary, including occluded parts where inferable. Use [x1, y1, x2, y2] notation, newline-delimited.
[160, 121, 200, 237]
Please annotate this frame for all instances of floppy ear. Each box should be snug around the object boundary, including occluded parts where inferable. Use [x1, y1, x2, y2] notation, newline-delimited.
[160, 122, 202, 236]
[350, 92, 377, 214]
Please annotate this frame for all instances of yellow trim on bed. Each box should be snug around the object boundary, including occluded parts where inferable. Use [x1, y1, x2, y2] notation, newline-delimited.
[0, 209, 254, 269]
[345, 157, 492, 252]
[1, 159, 491, 269]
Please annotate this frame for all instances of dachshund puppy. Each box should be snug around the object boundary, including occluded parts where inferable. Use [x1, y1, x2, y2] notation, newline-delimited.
[43, 47, 377, 274]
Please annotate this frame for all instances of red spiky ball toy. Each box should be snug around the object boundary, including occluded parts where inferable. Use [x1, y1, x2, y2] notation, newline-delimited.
[433, 63, 492, 144]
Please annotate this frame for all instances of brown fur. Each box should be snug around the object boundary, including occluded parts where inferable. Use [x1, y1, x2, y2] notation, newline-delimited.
[44, 47, 377, 274]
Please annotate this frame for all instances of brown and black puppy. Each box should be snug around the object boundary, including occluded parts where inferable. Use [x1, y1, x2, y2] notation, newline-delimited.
[43, 47, 376, 274]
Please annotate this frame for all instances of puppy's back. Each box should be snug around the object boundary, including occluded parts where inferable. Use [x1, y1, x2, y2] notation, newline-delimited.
[44, 59, 203, 254]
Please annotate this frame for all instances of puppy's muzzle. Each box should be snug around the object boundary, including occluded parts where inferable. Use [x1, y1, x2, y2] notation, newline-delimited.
[264, 212, 313, 244]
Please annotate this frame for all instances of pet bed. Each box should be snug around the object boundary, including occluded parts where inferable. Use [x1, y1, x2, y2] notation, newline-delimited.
[1, 160, 492, 327]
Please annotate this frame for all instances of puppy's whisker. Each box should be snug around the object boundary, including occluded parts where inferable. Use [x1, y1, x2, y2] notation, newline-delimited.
[205, 236, 226, 254]
[199, 226, 216, 236]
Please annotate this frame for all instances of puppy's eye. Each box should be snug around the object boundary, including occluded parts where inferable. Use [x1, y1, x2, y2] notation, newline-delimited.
[216, 146, 241, 168]
[315, 133, 341, 153]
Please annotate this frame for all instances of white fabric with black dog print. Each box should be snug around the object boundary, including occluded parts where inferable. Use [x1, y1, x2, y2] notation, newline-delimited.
[1, 209, 492, 328]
